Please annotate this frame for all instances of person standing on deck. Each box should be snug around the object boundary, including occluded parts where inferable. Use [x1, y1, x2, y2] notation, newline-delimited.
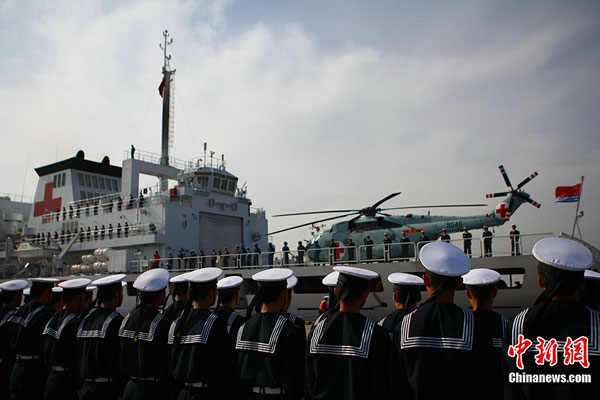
[462, 227, 472, 258]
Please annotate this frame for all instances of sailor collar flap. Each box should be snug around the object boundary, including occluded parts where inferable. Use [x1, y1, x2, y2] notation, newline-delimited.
[8, 304, 46, 328]
[168, 312, 219, 345]
[77, 309, 121, 339]
[400, 306, 474, 351]
[236, 315, 289, 354]
[43, 311, 78, 340]
[309, 316, 376, 359]
[0, 309, 17, 327]
[119, 309, 165, 342]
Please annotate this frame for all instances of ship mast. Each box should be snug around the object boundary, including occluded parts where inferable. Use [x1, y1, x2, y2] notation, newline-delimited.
[159, 30, 175, 191]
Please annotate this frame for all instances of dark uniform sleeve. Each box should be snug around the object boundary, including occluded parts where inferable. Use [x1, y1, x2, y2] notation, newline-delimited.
[281, 325, 306, 400]
[391, 324, 415, 400]
[369, 327, 392, 399]
[304, 325, 316, 397]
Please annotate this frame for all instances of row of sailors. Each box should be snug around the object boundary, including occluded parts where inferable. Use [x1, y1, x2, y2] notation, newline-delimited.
[33, 222, 132, 246]
[48, 194, 144, 222]
[0, 237, 599, 399]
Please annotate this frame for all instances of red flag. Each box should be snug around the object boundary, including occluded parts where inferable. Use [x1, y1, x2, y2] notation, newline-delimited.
[158, 78, 165, 97]
[555, 184, 581, 203]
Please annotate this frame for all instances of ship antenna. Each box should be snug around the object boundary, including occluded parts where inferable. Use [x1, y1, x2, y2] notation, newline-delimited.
[158, 30, 175, 191]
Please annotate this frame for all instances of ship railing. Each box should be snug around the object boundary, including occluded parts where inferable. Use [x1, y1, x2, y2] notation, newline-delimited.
[0, 193, 33, 203]
[26, 222, 164, 247]
[124, 148, 188, 170]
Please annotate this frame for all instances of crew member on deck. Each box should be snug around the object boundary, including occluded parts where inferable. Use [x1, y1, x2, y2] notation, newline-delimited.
[0, 280, 27, 399]
[440, 229, 451, 243]
[580, 270, 600, 311]
[168, 268, 230, 399]
[43, 278, 91, 400]
[391, 242, 492, 400]
[119, 269, 171, 400]
[504, 238, 600, 399]
[8, 278, 58, 400]
[364, 236, 374, 262]
[234, 268, 305, 399]
[482, 226, 493, 257]
[400, 233, 410, 260]
[383, 233, 393, 261]
[297, 242, 305, 265]
[509, 224, 520, 256]
[306, 266, 391, 399]
[462, 268, 507, 400]
[378, 273, 423, 336]
[163, 273, 191, 322]
[76, 274, 126, 400]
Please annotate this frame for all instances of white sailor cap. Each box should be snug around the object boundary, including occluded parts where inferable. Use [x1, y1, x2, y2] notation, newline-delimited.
[59, 278, 91, 290]
[170, 271, 194, 284]
[86, 286, 97, 292]
[122, 281, 128, 287]
[23, 288, 31, 296]
[462, 268, 501, 286]
[333, 266, 378, 280]
[133, 268, 170, 292]
[252, 268, 293, 283]
[287, 275, 298, 290]
[30, 277, 59, 285]
[387, 273, 424, 286]
[0, 279, 28, 292]
[419, 242, 470, 277]
[217, 276, 243, 290]
[52, 287, 63, 293]
[584, 270, 600, 281]
[533, 237, 594, 271]
[322, 271, 339, 287]
[186, 268, 223, 284]
[93, 274, 126, 287]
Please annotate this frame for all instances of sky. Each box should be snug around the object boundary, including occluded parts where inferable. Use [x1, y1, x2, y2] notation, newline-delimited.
[1, 0, 599, 248]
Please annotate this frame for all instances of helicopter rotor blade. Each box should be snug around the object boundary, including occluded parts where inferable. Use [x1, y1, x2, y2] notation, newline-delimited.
[515, 171, 539, 190]
[485, 192, 509, 199]
[370, 192, 402, 209]
[516, 193, 541, 208]
[268, 212, 359, 235]
[499, 165, 514, 190]
[272, 209, 359, 217]
[379, 203, 488, 211]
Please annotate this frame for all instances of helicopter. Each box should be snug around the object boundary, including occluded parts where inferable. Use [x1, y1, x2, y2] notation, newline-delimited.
[269, 165, 541, 262]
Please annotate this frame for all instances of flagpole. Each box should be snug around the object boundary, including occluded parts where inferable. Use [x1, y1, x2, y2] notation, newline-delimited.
[571, 176, 584, 238]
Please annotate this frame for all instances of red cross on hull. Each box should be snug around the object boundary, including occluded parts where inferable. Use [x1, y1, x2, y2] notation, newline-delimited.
[34, 182, 62, 217]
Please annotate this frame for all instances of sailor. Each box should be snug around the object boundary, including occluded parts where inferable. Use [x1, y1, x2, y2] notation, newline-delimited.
[580, 269, 600, 310]
[321, 271, 339, 314]
[390, 242, 492, 400]
[234, 268, 305, 399]
[462, 268, 506, 400]
[49, 287, 64, 312]
[215, 276, 245, 342]
[76, 274, 126, 400]
[400, 232, 410, 260]
[482, 226, 493, 257]
[8, 277, 58, 400]
[42, 278, 91, 400]
[378, 273, 423, 336]
[281, 275, 305, 329]
[417, 231, 430, 252]
[233, 246, 241, 268]
[505, 237, 600, 399]
[223, 248, 230, 268]
[297, 241, 305, 265]
[313, 240, 321, 265]
[383, 233, 393, 261]
[0, 280, 27, 399]
[364, 235, 374, 262]
[509, 224, 520, 256]
[119, 268, 171, 400]
[346, 238, 356, 263]
[22, 288, 31, 304]
[252, 243, 261, 267]
[163, 273, 191, 321]
[440, 229, 451, 243]
[240, 245, 248, 267]
[305, 266, 391, 399]
[462, 227, 472, 257]
[328, 238, 337, 265]
[169, 268, 230, 399]
[267, 243, 276, 266]
[318, 296, 328, 315]
[282, 242, 291, 266]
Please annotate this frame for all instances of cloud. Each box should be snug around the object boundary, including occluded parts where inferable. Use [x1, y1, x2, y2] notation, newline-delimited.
[1, 0, 599, 248]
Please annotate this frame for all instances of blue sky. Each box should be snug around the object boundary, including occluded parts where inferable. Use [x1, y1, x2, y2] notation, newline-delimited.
[1, 0, 599, 248]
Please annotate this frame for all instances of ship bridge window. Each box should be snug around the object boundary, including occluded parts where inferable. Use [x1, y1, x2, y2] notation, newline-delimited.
[99, 177, 106, 190]
[78, 173, 84, 186]
[112, 179, 119, 191]
[213, 177, 221, 189]
[220, 179, 228, 190]
[92, 176, 98, 188]
[227, 181, 236, 192]
[197, 176, 209, 187]
[85, 175, 91, 187]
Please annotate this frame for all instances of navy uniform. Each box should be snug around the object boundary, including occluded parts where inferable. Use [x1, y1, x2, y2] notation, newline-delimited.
[235, 269, 305, 399]
[364, 236, 374, 262]
[119, 269, 171, 400]
[306, 266, 391, 400]
[462, 228, 472, 257]
[76, 275, 126, 400]
[400, 234, 410, 260]
[282, 276, 306, 330]
[168, 268, 230, 399]
[391, 243, 492, 400]
[164, 273, 191, 322]
[504, 238, 600, 399]
[378, 273, 423, 336]
[8, 278, 58, 400]
[509, 224, 521, 256]
[440, 230, 451, 243]
[462, 268, 508, 400]
[482, 226, 493, 257]
[43, 278, 91, 400]
[0, 280, 27, 399]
